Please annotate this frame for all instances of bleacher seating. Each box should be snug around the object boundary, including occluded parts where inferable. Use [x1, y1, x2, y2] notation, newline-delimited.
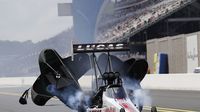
[96, 0, 194, 43]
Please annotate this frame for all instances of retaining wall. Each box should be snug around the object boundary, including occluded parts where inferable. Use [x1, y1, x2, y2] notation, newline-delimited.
[1, 74, 200, 91]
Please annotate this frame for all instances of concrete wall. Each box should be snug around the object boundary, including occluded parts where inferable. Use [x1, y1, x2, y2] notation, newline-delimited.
[170, 35, 187, 73]
[1, 75, 200, 91]
[147, 31, 200, 73]
[141, 74, 200, 91]
[0, 77, 37, 87]
[81, 74, 200, 91]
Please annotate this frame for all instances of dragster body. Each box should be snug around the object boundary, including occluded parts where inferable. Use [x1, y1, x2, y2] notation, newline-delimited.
[101, 85, 139, 112]
[19, 43, 157, 112]
[87, 86, 139, 112]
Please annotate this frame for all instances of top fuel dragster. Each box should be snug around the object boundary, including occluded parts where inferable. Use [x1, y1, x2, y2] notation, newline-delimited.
[19, 43, 157, 112]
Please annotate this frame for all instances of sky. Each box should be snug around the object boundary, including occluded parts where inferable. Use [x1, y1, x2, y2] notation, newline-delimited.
[0, 0, 73, 43]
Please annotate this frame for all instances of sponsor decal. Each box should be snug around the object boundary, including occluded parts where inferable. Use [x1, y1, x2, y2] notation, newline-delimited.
[73, 43, 129, 53]
[116, 99, 135, 112]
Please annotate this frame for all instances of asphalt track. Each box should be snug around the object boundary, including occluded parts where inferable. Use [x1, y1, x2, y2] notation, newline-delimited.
[143, 90, 200, 112]
[0, 86, 199, 112]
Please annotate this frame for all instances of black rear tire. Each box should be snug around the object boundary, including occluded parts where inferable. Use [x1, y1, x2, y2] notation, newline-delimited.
[151, 106, 157, 112]
[120, 108, 125, 112]
[139, 105, 143, 112]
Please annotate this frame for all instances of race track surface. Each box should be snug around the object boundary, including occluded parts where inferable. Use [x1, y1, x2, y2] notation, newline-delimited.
[0, 86, 199, 112]
[143, 90, 200, 112]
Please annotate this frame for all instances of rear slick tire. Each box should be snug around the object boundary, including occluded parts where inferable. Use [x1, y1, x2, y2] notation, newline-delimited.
[120, 108, 125, 112]
[151, 106, 157, 112]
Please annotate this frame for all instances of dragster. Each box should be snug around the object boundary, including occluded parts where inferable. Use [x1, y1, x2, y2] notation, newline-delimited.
[19, 43, 157, 112]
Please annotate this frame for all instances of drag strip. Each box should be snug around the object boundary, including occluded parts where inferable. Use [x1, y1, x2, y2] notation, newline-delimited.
[144, 106, 197, 112]
[0, 86, 73, 112]
[146, 90, 200, 112]
[0, 87, 199, 112]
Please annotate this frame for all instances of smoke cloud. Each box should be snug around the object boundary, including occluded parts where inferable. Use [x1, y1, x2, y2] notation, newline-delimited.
[123, 77, 152, 107]
[46, 77, 152, 111]
[47, 84, 91, 111]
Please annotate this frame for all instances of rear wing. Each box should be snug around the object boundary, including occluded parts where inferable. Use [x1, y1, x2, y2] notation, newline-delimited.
[73, 43, 130, 53]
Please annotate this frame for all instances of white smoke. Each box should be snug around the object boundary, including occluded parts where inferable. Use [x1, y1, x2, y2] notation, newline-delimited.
[134, 89, 152, 106]
[47, 84, 92, 111]
[67, 91, 91, 110]
[65, 91, 83, 109]
[123, 77, 152, 107]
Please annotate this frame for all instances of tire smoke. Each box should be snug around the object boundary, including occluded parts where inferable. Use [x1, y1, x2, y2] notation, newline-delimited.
[123, 77, 152, 107]
[47, 84, 91, 111]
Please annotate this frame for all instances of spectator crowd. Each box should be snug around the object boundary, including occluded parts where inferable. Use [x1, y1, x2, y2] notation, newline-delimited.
[95, 0, 190, 42]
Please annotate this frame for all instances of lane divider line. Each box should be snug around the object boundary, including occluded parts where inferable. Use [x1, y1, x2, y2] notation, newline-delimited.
[0, 92, 21, 97]
[144, 106, 197, 112]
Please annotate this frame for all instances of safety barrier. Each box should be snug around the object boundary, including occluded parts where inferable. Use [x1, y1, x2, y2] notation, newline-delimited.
[0, 77, 36, 87]
[0, 74, 200, 91]
[141, 74, 200, 91]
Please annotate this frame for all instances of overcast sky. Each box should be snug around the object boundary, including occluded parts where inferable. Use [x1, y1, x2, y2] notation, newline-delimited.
[0, 0, 72, 43]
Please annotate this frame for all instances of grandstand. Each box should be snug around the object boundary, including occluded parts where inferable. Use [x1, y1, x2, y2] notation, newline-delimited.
[95, 0, 198, 43]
